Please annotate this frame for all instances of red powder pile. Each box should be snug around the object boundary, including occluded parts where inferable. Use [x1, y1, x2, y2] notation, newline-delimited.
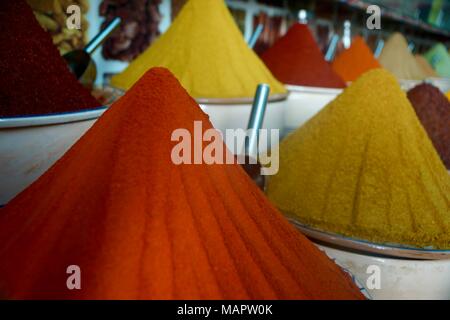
[0, 68, 363, 300]
[0, 1, 99, 117]
[261, 23, 346, 88]
[407, 83, 450, 169]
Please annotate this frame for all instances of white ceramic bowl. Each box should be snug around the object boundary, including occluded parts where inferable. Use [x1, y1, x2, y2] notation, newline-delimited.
[316, 243, 450, 300]
[284, 85, 342, 135]
[399, 79, 423, 91]
[198, 94, 287, 151]
[425, 77, 450, 93]
[399, 78, 450, 94]
[0, 107, 107, 205]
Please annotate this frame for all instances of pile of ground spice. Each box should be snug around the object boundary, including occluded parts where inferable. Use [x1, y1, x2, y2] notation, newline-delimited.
[379, 33, 427, 80]
[111, 0, 285, 98]
[415, 55, 438, 77]
[407, 83, 450, 169]
[267, 69, 450, 249]
[0, 68, 363, 300]
[331, 36, 381, 82]
[0, 1, 99, 117]
[260, 23, 346, 88]
[424, 43, 450, 78]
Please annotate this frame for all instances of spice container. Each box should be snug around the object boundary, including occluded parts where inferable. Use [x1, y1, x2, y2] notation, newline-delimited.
[316, 243, 450, 300]
[0, 82, 120, 205]
[198, 93, 287, 150]
[0, 1, 108, 204]
[283, 85, 342, 135]
[426, 77, 450, 93]
[290, 219, 450, 299]
[397, 78, 450, 94]
[0, 107, 107, 205]
[291, 208, 450, 300]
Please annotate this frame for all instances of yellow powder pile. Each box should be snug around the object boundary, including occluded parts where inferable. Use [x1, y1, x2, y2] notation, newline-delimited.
[415, 54, 438, 77]
[447, 90, 450, 101]
[111, 0, 285, 98]
[379, 33, 428, 80]
[267, 69, 450, 249]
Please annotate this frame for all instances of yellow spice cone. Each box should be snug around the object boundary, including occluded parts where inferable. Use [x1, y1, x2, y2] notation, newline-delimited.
[267, 69, 450, 249]
[111, 0, 285, 99]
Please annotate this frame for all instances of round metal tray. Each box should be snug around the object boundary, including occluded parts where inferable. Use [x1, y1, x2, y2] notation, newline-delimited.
[196, 93, 288, 105]
[290, 219, 450, 260]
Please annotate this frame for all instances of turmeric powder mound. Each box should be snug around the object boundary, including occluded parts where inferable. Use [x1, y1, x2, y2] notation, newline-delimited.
[267, 69, 450, 249]
[111, 0, 285, 99]
[331, 36, 381, 82]
[0, 68, 363, 300]
[379, 33, 428, 80]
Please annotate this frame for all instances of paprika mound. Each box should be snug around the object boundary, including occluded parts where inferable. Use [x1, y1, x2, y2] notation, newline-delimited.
[111, 0, 285, 99]
[261, 23, 346, 89]
[0, 0, 99, 117]
[267, 69, 450, 249]
[331, 36, 381, 82]
[0, 68, 363, 300]
[407, 83, 450, 169]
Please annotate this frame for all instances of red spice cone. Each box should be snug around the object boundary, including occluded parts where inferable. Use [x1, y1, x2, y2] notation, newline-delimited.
[0, 68, 364, 300]
[261, 23, 346, 89]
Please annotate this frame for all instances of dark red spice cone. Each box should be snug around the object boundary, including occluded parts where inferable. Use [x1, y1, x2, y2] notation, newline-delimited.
[261, 23, 346, 89]
[0, 0, 99, 117]
[0, 68, 363, 300]
[407, 83, 450, 169]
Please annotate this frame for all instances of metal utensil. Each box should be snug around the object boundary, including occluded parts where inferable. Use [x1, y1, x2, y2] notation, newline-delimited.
[325, 34, 340, 62]
[342, 20, 352, 49]
[298, 9, 308, 24]
[63, 17, 121, 84]
[248, 24, 264, 49]
[373, 38, 384, 58]
[241, 84, 270, 190]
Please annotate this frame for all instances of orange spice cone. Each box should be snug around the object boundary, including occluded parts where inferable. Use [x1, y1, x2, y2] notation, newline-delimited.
[0, 68, 364, 300]
[332, 36, 381, 82]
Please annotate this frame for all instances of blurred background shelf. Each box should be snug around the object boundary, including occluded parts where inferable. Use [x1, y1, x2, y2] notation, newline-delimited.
[338, 0, 450, 36]
[27, 0, 449, 86]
